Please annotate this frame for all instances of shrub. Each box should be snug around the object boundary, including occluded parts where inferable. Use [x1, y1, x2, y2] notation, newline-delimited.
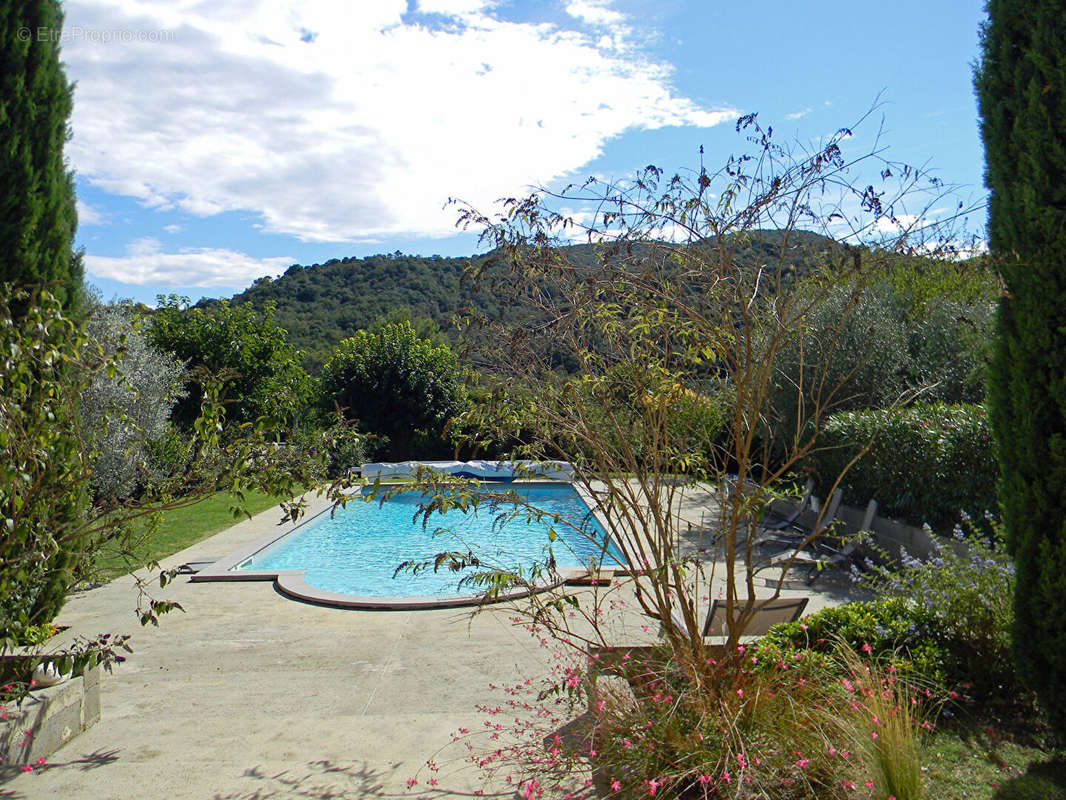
[754, 598, 948, 687]
[766, 281, 909, 453]
[321, 321, 466, 460]
[0, 288, 88, 647]
[587, 656, 860, 800]
[809, 403, 995, 530]
[81, 300, 186, 500]
[765, 274, 992, 455]
[862, 528, 1019, 705]
[756, 532, 1019, 705]
[148, 296, 315, 429]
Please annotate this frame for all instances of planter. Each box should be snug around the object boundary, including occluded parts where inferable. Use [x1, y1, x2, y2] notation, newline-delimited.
[0, 663, 100, 768]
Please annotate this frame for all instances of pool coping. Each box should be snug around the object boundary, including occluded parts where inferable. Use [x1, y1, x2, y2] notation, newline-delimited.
[190, 480, 616, 610]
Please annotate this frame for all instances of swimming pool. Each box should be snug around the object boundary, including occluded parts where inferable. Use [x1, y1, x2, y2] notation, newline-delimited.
[194, 482, 616, 609]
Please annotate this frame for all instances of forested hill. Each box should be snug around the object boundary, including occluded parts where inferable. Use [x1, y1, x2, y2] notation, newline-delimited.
[198, 251, 489, 370]
[202, 231, 845, 372]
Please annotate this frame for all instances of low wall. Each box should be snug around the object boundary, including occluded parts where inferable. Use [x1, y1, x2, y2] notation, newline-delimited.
[840, 504, 938, 561]
[769, 494, 940, 563]
[0, 665, 101, 768]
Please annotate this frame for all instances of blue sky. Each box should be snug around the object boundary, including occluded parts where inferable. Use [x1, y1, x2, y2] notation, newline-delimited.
[64, 0, 989, 305]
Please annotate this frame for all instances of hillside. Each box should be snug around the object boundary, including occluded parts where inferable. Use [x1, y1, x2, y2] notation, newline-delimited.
[202, 231, 847, 372]
[198, 251, 490, 370]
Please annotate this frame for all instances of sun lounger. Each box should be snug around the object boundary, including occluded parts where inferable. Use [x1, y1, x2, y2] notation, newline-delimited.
[655, 595, 809, 639]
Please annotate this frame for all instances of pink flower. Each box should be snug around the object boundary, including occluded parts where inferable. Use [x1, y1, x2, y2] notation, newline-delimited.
[796, 759, 810, 769]
[861, 643, 872, 653]
[610, 780, 622, 792]
[736, 689, 744, 698]
[407, 778, 418, 788]
[644, 778, 659, 796]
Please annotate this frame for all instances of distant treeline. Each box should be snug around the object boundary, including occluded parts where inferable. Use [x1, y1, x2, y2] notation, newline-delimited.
[198, 231, 848, 373]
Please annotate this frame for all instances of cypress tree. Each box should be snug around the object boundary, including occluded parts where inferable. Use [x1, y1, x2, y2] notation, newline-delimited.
[0, 0, 81, 310]
[976, 0, 1066, 733]
[0, 2, 84, 643]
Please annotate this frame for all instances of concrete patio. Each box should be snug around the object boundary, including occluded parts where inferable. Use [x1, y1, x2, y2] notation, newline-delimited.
[3, 491, 859, 799]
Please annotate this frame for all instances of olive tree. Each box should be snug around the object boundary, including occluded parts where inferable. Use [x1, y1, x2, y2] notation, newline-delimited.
[81, 299, 186, 501]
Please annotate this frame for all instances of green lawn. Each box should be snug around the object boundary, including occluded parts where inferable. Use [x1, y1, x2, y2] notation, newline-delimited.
[923, 721, 1066, 800]
[89, 490, 289, 582]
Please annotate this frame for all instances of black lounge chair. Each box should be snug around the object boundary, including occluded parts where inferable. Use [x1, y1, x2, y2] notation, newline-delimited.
[758, 478, 815, 530]
[757, 488, 843, 550]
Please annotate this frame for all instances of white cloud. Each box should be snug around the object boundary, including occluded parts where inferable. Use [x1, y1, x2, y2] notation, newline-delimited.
[76, 199, 106, 226]
[85, 238, 294, 287]
[63, 0, 736, 252]
[566, 1, 625, 27]
[417, 0, 496, 15]
[785, 107, 811, 120]
[163, 224, 183, 233]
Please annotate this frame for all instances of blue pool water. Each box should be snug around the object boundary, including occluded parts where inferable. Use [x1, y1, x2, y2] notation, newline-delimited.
[237, 484, 615, 597]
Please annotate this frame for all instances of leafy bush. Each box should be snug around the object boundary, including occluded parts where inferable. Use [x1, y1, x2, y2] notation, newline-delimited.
[663, 387, 731, 477]
[0, 288, 89, 647]
[756, 532, 1019, 705]
[321, 321, 466, 460]
[863, 529, 1019, 705]
[587, 655, 860, 800]
[754, 598, 947, 686]
[148, 296, 315, 429]
[766, 281, 909, 452]
[765, 273, 992, 454]
[81, 300, 186, 500]
[808, 403, 995, 530]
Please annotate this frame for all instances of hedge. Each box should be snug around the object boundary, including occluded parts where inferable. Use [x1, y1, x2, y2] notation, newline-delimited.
[809, 403, 995, 530]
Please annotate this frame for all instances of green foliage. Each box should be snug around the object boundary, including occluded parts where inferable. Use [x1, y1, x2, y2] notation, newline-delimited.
[756, 534, 1019, 704]
[662, 387, 731, 477]
[809, 403, 995, 529]
[215, 233, 862, 375]
[210, 252, 487, 372]
[588, 657, 861, 800]
[0, 288, 89, 647]
[81, 299, 186, 500]
[863, 530, 1019, 704]
[977, 0, 1066, 738]
[148, 296, 315, 429]
[766, 271, 993, 453]
[321, 321, 466, 460]
[0, 0, 82, 311]
[755, 598, 947, 685]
